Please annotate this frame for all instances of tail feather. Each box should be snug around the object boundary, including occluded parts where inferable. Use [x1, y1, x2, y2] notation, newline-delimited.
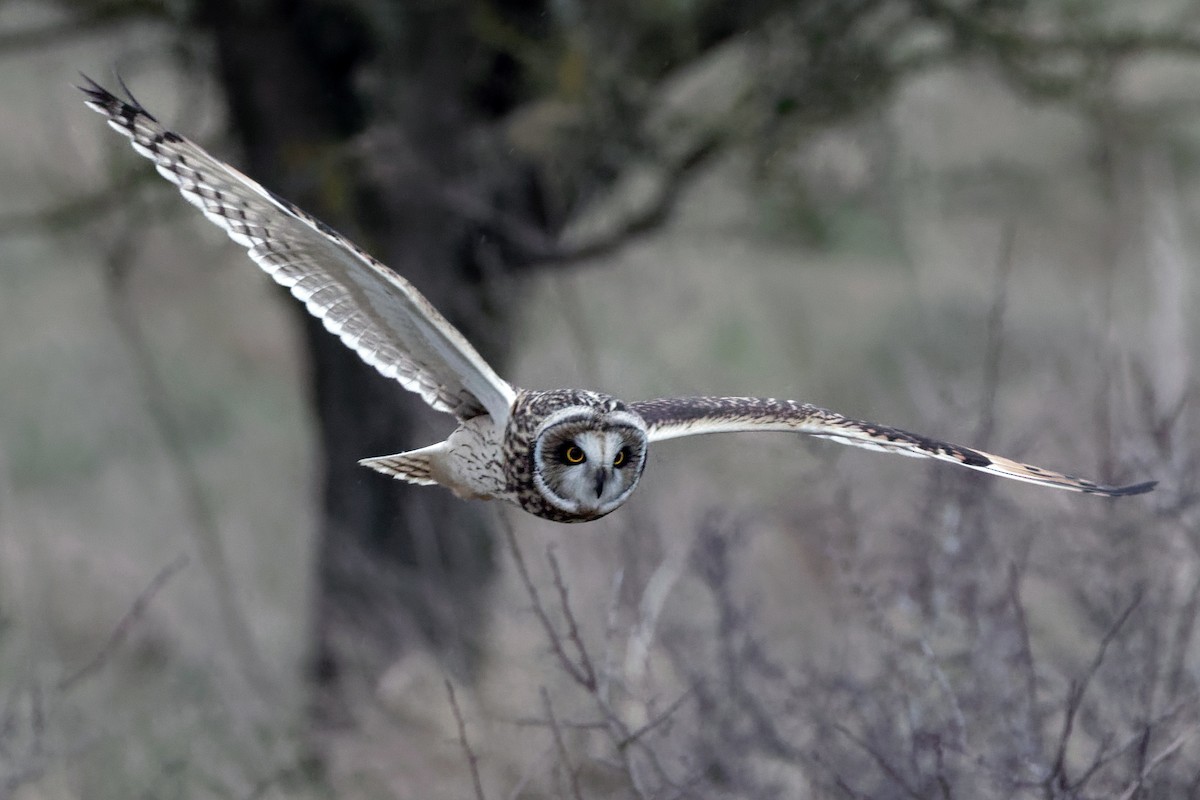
[359, 446, 443, 486]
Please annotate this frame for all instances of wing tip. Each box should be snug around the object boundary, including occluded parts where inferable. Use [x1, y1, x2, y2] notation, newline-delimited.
[76, 72, 158, 122]
[77, 72, 116, 108]
[1088, 479, 1157, 497]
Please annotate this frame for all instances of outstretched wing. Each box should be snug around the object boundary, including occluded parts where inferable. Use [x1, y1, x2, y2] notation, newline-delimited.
[631, 396, 1155, 497]
[80, 77, 515, 424]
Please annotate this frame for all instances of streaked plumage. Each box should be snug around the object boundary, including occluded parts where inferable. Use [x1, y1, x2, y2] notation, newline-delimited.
[80, 77, 1155, 523]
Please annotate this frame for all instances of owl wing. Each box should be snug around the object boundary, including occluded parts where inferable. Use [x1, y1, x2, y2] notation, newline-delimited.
[80, 77, 515, 424]
[630, 396, 1155, 497]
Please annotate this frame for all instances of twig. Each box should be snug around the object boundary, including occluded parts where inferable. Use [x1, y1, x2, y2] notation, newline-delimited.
[57, 555, 190, 692]
[0, 686, 17, 753]
[618, 687, 695, 750]
[507, 716, 607, 731]
[0, 108, 174, 241]
[1007, 561, 1044, 761]
[625, 544, 689, 688]
[500, 516, 686, 798]
[540, 687, 584, 800]
[1046, 589, 1145, 791]
[504, 744, 556, 800]
[1167, 575, 1200, 697]
[0, 185, 126, 239]
[1115, 727, 1198, 800]
[446, 680, 487, 800]
[1067, 694, 1198, 794]
[501, 519, 592, 689]
[100, 210, 275, 700]
[28, 683, 44, 757]
[975, 221, 1016, 449]
[597, 567, 625, 706]
[834, 724, 924, 800]
[810, 749, 872, 800]
[916, 636, 966, 750]
[546, 547, 597, 691]
[927, 732, 953, 800]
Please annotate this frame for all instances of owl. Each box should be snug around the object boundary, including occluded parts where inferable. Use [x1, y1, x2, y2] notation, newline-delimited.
[80, 78, 1155, 523]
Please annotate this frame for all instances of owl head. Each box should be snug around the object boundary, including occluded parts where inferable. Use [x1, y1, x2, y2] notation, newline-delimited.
[528, 396, 649, 521]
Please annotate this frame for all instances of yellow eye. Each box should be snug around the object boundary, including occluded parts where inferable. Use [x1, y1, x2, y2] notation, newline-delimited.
[613, 449, 626, 467]
[564, 445, 585, 464]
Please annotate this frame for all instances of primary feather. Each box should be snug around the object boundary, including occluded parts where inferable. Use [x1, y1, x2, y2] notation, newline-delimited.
[79, 76, 515, 424]
[631, 396, 1155, 497]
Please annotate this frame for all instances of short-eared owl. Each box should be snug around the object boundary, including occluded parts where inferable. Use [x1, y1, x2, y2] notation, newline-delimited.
[81, 78, 1154, 523]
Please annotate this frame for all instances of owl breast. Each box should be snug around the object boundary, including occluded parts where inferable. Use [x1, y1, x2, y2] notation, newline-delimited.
[430, 416, 510, 501]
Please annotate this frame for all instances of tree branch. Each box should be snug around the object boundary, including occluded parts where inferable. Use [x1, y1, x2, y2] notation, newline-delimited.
[446, 680, 487, 800]
[540, 687, 584, 800]
[98, 206, 275, 701]
[1046, 590, 1145, 791]
[56, 555, 189, 692]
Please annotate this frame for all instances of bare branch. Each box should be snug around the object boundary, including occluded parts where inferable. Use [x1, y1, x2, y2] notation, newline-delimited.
[1047, 590, 1145, 791]
[618, 688, 694, 751]
[1116, 727, 1198, 800]
[625, 543, 689, 689]
[507, 716, 607, 732]
[834, 724, 924, 800]
[916, 636, 967, 751]
[0, 170, 160, 240]
[540, 688, 584, 800]
[445, 680, 487, 800]
[1007, 561, 1044, 761]
[597, 567, 625, 706]
[99, 206, 275, 700]
[1063, 693, 1196, 795]
[810, 749, 873, 800]
[546, 547, 597, 691]
[975, 222, 1016, 449]
[56, 555, 189, 692]
[1167, 576, 1200, 697]
[501, 518, 593, 689]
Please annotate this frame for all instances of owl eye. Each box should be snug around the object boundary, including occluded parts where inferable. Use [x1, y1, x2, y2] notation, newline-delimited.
[563, 445, 586, 464]
[613, 448, 628, 468]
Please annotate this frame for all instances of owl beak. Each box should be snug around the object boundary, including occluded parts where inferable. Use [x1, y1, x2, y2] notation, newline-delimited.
[594, 469, 608, 499]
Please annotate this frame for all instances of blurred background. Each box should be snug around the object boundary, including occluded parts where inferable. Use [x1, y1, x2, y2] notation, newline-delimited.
[1, 0, 1198, 797]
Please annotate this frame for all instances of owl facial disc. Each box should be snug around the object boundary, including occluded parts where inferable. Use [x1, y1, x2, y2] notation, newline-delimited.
[531, 406, 648, 520]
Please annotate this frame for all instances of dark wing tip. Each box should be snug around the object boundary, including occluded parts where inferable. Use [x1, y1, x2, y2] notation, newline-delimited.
[1090, 480, 1157, 497]
[114, 71, 152, 116]
[76, 72, 115, 103]
[76, 72, 158, 122]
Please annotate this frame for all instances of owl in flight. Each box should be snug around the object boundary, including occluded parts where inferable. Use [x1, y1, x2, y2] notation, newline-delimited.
[81, 78, 1154, 523]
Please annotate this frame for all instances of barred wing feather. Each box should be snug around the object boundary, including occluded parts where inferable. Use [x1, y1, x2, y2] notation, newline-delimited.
[631, 396, 1155, 497]
[80, 77, 515, 424]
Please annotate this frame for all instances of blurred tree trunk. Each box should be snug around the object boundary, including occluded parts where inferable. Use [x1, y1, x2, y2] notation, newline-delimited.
[199, 0, 541, 721]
